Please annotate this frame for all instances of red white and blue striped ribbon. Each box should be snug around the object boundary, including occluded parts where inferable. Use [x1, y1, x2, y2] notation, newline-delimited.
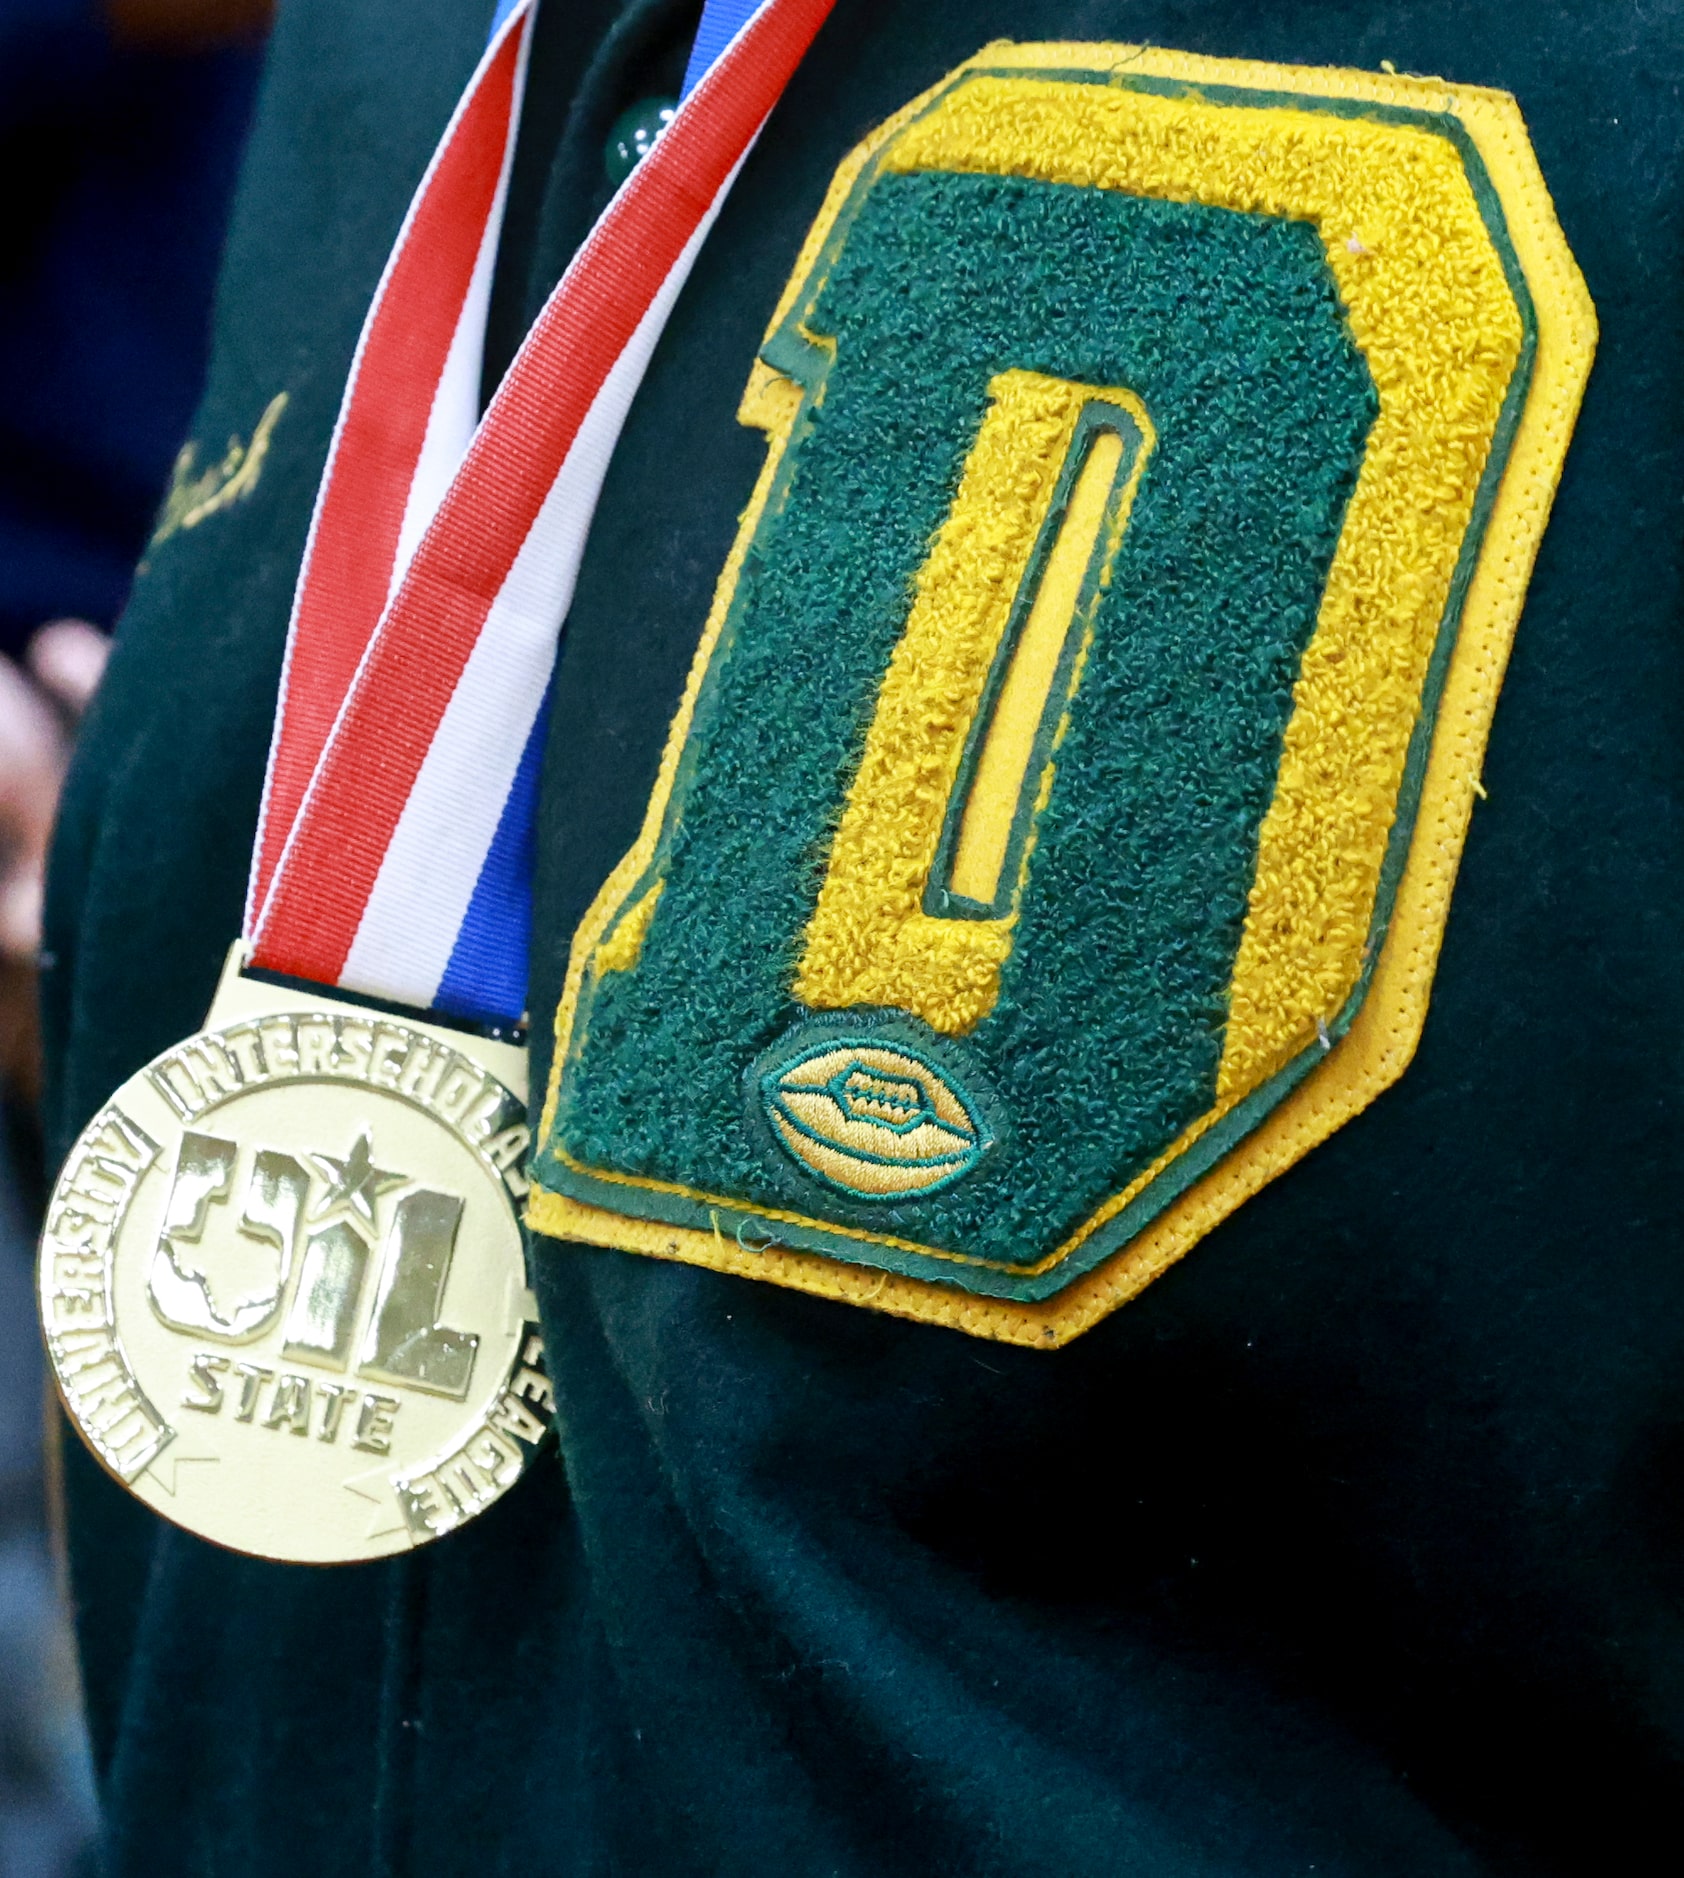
[245, 0, 831, 1023]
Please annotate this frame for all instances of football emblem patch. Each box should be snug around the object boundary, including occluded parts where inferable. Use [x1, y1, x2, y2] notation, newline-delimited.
[531, 42, 1596, 1344]
[753, 1026, 996, 1201]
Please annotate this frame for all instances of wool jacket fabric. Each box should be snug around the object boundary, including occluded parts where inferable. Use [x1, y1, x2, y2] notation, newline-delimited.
[41, 0, 1684, 1872]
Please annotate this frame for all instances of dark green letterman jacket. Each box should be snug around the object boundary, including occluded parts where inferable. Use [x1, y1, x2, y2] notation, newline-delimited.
[40, 0, 1684, 1871]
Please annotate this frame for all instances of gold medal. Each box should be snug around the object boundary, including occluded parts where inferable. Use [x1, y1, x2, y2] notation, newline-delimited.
[40, 945, 551, 1563]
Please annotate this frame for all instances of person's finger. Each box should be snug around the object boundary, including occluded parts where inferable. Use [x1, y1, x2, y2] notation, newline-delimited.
[0, 655, 64, 826]
[0, 653, 72, 963]
[28, 619, 110, 718]
[0, 871, 43, 962]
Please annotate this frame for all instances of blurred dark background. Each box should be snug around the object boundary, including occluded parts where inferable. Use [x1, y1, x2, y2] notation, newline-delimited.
[0, 2, 269, 1870]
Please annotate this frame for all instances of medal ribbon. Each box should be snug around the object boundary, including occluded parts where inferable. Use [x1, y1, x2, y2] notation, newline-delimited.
[246, 0, 832, 1022]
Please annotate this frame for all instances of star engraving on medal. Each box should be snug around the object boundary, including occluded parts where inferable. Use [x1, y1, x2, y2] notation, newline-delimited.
[343, 1473, 408, 1541]
[306, 1132, 406, 1235]
[146, 1452, 221, 1498]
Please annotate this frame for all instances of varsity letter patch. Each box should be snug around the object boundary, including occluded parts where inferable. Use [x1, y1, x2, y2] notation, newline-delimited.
[530, 43, 1596, 1345]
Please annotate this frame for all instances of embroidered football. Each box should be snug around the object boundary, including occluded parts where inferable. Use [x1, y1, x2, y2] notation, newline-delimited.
[760, 1040, 988, 1200]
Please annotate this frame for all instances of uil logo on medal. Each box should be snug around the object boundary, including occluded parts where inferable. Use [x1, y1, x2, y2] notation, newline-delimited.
[41, 949, 551, 1563]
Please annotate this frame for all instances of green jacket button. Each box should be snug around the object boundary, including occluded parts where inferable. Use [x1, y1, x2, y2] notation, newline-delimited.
[604, 97, 676, 186]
